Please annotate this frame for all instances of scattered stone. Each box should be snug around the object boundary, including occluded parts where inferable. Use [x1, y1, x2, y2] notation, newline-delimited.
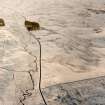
[87, 8, 105, 14]
[93, 28, 102, 33]
[25, 20, 40, 31]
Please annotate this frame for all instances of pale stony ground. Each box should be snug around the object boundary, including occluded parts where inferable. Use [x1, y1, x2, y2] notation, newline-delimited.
[0, 0, 105, 104]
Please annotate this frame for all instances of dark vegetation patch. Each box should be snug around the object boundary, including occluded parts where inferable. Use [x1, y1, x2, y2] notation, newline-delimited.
[25, 20, 40, 31]
[0, 18, 5, 27]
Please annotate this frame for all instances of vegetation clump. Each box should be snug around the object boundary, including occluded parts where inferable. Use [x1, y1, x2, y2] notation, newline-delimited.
[0, 18, 5, 26]
[25, 20, 40, 31]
